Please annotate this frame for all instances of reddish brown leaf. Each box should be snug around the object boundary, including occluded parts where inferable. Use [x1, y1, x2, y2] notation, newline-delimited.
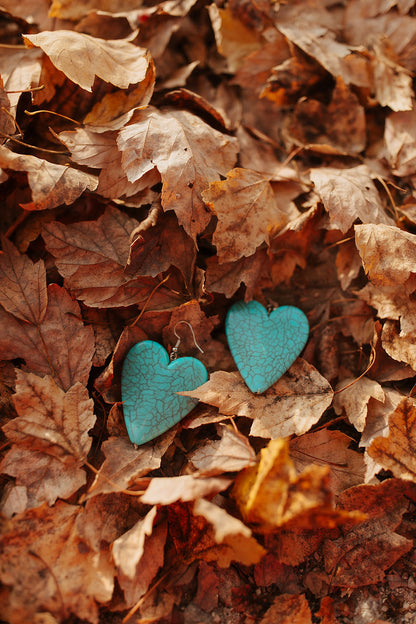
[0, 502, 114, 624]
[205, 248, 272, 299]
[0, 284, 94, 390]
[259, 593, 312, 624]
[0, 236, 47, 324]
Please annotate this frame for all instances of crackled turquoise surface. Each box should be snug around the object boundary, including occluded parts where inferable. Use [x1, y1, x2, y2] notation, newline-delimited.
[225, 300, 309, 394]
[121, 340, 208, 446]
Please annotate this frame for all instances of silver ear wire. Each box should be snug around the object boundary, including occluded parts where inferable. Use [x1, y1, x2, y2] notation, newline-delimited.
[170, 320, 204, 360]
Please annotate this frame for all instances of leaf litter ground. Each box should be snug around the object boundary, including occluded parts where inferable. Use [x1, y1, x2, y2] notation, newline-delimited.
[1, 1, 416, 623]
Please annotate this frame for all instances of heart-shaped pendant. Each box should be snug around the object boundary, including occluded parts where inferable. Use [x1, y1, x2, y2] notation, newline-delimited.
[225, 300, 309, 393]
[121, 340, 208, 445]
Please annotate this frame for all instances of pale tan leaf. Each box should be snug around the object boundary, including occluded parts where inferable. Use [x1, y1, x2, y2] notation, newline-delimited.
[371, 37, 413, 111]
[334, 377, 385, 432]
[310, 166, 392, 233]
[385, 109, 416, 176]
[140, 475, 232, 505]
[368, 397, 416, 480]
[0, 146, 97, 211]
[190, 425, 256, 475]
[183, 361, 333, 439]
[117, 106, 238, 240]
[24, 31, 150, 92]
[382, 320, 416, 370]
[112, 506, 157, 579]
[355, 223, 416, 287]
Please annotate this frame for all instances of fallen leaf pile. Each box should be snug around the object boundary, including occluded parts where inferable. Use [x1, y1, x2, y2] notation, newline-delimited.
[1, 1, 416, 623]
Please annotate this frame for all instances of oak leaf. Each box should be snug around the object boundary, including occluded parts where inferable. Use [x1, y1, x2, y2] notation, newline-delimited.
[183, 360, 333, 439]
[202, 168, 285, 263]
[1, 371, 95, 513]
[24, 30, 150, 92]
[0, 284, 94, 390]
[117, 106, 239, 240]
[0, 146, 97, 210]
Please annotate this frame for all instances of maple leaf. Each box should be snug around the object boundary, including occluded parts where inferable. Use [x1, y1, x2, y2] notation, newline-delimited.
[0, 146, 97, 210]
[117, 106, 239, 240]
[24, 31, 150, 92]
[1, 371, 95, 514]
[202, 168, 286, 263]
[0, 502, 114, 623]
[183, 361, 333, 439]
[0, 284, 94, 390]
[205, 248, 272, 299]
[368, 397, 416, 480]
[310, 165, 392, 233]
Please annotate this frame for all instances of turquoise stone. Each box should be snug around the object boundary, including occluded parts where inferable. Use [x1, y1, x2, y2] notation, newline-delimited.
[225, 300, 309, 394]
[121, 340, 208, 445]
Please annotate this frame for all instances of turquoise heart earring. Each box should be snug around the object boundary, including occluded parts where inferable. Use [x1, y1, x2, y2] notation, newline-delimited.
[121, 321, 208, 446]
[225, 300, 309, 394]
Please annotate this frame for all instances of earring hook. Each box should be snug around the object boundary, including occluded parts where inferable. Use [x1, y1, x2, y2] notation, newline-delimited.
[170, 320, 204, 360]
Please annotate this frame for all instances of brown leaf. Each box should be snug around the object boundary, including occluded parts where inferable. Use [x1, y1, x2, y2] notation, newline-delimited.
[323, 479, 415, 587]
[371, 37, 413, 111]
[0, 47, 42, 115]
[290, 430, 365, 495]
[259, 593, 312, 624]
[202, 168, 285, 263]
[112, 506, 158, 579]
[183, 361, 333, 439]
[0, 236, 47, 324]
[86, 434, 175, 498]
[355, 223, 416, 287]
[190, 425, 256, 476]
[205, 248, 272, 299]
[381, 320, 416, 370]
[1, 372, 95, 513]
[310, 166, 392, 233]
[0, 146, 97, 210]
[193, 498, 266, 566]
[42, 206, 178, 308]
[233, 439, 363, 533]
[0, 284, 94, 390]
[117, 106, 239, 240]
[0, 502, 114, 624]
[368, 397, 416, 480]
[385, 108, 416, 176]
[24, 31, 150, 92]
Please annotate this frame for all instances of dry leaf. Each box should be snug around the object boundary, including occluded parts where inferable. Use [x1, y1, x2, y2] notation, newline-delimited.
[310, 166, 392, 233]
[333, 377, 385, 432]
[259, 593, 312, 624]
[202, 168, 285, 263]
[385, 108, 416, 176]
[193, 498, 266, 566]
[355, 223, 416, 287]
[0, 502, 114, 624]
[0, 146, 97, 210]
[183, 361, 333, 439]
[190, 425, 256, 475]
[140, 475, 232, 505]
[368, 397, 416, 480]
[0, 284, 94, 390]
[232, 439, 364, 532]
[117, 106, 239, 240]
[24, 31, 150, 92]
